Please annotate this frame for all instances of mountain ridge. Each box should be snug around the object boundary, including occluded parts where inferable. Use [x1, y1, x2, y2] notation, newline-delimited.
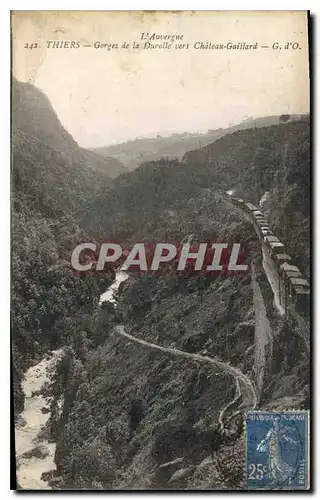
[93, 114, 308, 172]
[12, 77, 126, 178]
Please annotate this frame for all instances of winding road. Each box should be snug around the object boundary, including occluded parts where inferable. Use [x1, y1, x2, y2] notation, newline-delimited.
[218, 377, 242, 431]
[114, 325, 258, 428]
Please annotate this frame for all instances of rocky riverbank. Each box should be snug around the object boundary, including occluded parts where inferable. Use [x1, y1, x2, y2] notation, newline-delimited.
[15, 350, 63, 489]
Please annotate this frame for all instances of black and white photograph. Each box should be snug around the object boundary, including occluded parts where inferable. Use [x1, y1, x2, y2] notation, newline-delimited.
[11, 10, 311, 491]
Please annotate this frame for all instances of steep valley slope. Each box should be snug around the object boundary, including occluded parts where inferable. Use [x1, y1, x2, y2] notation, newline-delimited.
[12, 78, 117, 416]
[51, 123, 309, 488]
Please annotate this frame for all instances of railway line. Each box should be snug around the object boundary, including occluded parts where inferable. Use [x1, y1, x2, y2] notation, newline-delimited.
[219, 190, 310, 317]
[219, 190, 310, 354]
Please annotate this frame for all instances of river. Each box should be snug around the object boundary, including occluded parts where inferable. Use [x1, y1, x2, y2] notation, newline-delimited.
[14, 270, 129, 490]
[14, 350, 63, 489]
[99, 270, 129, 304]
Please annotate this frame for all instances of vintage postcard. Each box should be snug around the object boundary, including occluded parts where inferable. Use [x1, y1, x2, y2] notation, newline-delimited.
[11, 11, 311, 490]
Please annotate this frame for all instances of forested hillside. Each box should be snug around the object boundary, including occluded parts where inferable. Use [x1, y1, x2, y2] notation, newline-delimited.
[11, 79, 115, 414]
[183, 118, 310, 278]
[50, 120, 309, 488]
[12, 78, 126, 179]
[88, 118, 310, 278]
[12, 79, 310, 490]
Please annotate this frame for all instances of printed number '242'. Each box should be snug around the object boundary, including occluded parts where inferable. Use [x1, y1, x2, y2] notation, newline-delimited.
[24, 43, 39, 49]
[248, 463, 267, 480]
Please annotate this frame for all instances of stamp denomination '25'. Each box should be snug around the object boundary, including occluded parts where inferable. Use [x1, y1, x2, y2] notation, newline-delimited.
[245, 411, 309, 490]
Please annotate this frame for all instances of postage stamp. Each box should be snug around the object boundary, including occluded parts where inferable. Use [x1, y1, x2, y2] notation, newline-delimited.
[245, 411, 310, 490]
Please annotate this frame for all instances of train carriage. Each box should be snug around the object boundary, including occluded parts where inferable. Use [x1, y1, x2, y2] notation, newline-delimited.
[264, 235, 280, 247]
[269, 241, 286, 256]
[253, 210, 264, 217]
[289, 280, 310, 315]
[283, 268, 302, 279]
[245, 202, 259, 212]
[256, 217, 269, 226]
[231, 197, 244, 209]
[264, 235, 285, 256]
[253, 218, 270, 236]
[260, 228, 273, 237]
[282, 268, 303, 293]
[280, 262, 299, 273]
[288, 276, 309, 290]
[274, 254, 292, 271]
[255, 219, 268, 226]
[258, 222, 271, 229]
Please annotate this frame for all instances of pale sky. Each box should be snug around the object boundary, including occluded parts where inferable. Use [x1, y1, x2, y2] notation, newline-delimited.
[12, 11, 309, 148]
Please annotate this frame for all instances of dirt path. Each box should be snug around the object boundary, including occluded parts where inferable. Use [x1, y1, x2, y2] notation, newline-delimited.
[218, 377, 241, 431]
[114, 325, 258, 427]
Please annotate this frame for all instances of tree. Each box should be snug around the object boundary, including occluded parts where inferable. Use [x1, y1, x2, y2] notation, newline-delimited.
[280, 114, 290, 123]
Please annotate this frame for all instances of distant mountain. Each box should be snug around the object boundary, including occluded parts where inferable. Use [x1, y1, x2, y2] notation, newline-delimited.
[12, 78, 126, 179]
[93, 115, 307, 171]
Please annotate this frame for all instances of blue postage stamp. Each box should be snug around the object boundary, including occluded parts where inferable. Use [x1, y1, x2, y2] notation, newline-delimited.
[245, 411, 309, 490]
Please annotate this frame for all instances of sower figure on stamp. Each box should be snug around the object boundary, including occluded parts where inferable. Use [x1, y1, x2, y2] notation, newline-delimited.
[256, 416, 298, 485]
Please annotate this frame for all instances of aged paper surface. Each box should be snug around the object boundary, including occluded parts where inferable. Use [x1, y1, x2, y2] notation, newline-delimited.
[12, 11, 310, 491]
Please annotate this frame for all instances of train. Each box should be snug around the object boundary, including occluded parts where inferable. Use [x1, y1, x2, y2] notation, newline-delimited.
[220, 191, 310, 315]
